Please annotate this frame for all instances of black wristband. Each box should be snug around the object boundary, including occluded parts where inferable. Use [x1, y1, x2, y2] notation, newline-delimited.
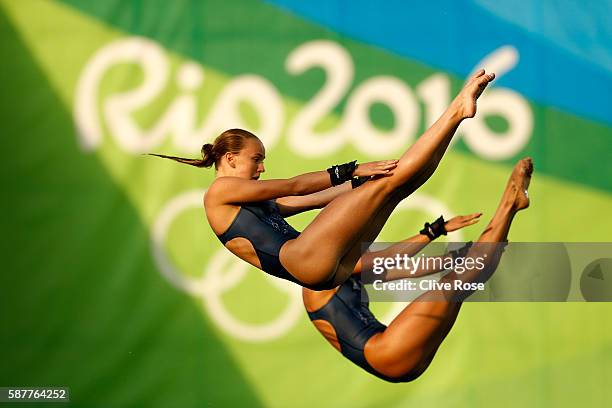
[327, 161, 357, 186]
[420, 215, 447, 240]
[351, 176, 370, 189]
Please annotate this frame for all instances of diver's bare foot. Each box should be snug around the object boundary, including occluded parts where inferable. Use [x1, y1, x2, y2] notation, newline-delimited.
[451, 69, 496, 119]
[504, 157, 533, 211]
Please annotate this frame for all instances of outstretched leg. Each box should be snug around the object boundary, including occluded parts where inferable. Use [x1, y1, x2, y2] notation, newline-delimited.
[282, 71, 496, 287]
[364, 158, 533, 379]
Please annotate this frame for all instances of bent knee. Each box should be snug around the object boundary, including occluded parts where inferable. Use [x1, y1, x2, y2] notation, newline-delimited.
[374, 357, 430, 383]
[366, 338, 431, 381]
[381, 367, 426, 383]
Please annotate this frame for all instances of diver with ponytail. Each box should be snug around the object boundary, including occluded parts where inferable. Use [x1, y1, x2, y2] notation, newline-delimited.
[150, 70, 501, 291]
[150, 128, 395, 289]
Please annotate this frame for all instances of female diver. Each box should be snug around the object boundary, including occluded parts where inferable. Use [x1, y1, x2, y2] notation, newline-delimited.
[151, 69, 496, 290]
[302, 157, 533, 382]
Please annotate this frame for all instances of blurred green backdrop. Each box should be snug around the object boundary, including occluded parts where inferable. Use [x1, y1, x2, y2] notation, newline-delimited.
[1, 0, 611, 407]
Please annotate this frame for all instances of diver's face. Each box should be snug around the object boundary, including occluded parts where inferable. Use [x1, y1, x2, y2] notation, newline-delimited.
[233, 138, 266, 180]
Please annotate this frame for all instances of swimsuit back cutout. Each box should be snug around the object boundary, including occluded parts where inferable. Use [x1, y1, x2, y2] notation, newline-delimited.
[307, 276, 412, 382]
[216, 200, 302, 285]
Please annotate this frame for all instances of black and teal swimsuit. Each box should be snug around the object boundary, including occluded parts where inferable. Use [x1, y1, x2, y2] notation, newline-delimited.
[217, 199, 336, 290]
[307, 276, 414, 383]
[217, 200, 302, 284]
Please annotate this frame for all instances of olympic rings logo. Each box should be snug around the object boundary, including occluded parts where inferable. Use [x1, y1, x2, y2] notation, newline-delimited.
[150, 190, 303, 342]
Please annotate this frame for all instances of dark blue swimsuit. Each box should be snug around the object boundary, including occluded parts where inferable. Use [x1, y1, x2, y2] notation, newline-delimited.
[308, 276, 413, 382]
[217, 200, 300, 284]
[217, 200, 335, 290]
